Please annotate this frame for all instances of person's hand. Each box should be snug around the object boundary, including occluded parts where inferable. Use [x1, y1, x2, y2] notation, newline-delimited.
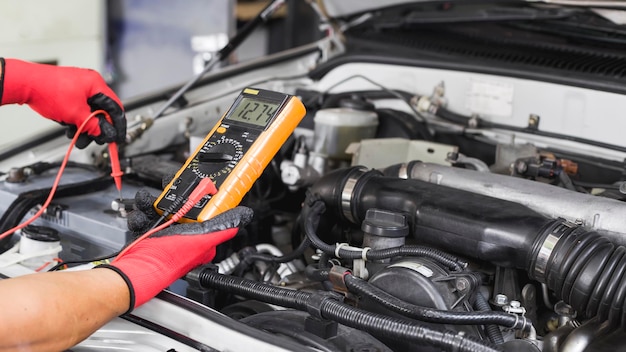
[126, 170, 179, 236]
[0, 58, 126, 149]
[102, 206, 254, 312]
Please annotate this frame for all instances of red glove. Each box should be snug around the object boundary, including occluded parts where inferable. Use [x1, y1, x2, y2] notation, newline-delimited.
[0, 58, 126, 149]
[100, 206, 253, 312]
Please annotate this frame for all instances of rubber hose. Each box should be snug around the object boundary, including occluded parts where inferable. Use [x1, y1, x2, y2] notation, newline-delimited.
[321, 298, 498, 352]
[435, 106, 476, 127]
[531, 225, 626, 326]
[316, 252, 335, 291]
[196, 270, 501, 352]
[303, 200, 466, 271]
[473, 292, 505, 345]
[343, 273, 526, 331]
[310, 166, 626, 327]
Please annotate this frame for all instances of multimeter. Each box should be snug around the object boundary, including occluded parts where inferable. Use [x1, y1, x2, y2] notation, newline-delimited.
[154, 87, 306, 222]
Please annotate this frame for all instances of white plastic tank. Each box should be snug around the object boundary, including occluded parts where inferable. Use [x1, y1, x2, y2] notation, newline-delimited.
[313, 108, 379, 160]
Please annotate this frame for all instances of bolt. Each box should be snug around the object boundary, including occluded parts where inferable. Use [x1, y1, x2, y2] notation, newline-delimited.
[620, 182, 626, 194]
[468, 115, 479, 129]
[528, 114, 540, 129]
[515, 160, 528, 174]
[455, 278, 470, 292]
[446, 151, 459, 162]
[495, 294, 508, 305]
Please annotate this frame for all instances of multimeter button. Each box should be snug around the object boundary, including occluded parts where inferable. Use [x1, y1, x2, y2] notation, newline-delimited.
[216, 127, 227, 134]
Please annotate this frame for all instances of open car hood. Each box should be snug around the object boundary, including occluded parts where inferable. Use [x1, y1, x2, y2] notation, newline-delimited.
[320, 0, 626, 18]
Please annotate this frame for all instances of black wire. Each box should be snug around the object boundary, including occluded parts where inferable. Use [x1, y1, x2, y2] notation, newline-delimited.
[263, 262, 280, 283]
[488, 121, 626, 153]
[435, 105, 626, 153]
[558, 172, 577, 192]
[47, 250, 120, 272]
[302, 199, 467, 271]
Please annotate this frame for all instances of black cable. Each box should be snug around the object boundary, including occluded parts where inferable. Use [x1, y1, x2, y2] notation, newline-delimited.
[473, 292, 506, 345]
[558, 172, 577, 192]
[195, 269, 501, 352]
[263, 262, 280, 283]
[47, 251, 120, 272]
[435, 105, 626, 154]
[340, 273, 527, 331]
[314, 252, 335, 291]
[302, 200, 467, 271]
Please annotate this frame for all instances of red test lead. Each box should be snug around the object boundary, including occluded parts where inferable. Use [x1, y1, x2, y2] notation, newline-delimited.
[99, 110, 124, 198]
[108, 142, 123, 198]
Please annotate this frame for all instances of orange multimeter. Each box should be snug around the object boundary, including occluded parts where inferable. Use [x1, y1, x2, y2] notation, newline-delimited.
[154, 88, 306, 222]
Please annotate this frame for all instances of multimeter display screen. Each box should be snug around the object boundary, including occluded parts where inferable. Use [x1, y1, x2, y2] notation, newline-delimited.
[227, 97, 280, 127]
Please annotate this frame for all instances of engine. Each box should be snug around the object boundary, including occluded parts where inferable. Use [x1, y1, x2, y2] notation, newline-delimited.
[2, 14, 626, 351]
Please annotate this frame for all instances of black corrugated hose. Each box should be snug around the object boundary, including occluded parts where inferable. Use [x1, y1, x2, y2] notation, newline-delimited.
[194, 269, 501, 352]
[532, 225, 626, 326]
[473, 292, 506, 345]
[302, 200, 467, 271]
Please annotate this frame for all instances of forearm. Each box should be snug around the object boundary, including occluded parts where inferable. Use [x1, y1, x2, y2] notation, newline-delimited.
[0, 268, 130, 352]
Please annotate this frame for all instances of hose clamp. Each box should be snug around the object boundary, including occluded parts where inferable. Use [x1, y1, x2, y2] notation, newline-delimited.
[328, 265, 351, 292]
[534, 221, 574, 280]
[341, 168, 367, 224]
[334, 243, 371, 261]
[398, 163, 409, 179]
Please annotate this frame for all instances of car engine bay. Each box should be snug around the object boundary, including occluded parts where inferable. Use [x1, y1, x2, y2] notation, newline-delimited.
[3, 1, 626, 351]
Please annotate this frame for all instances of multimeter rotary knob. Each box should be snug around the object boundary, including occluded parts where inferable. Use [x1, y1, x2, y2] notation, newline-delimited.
[191, 138, 244, 179]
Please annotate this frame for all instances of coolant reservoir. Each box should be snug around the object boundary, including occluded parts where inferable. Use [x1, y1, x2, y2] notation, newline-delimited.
[313, 108, 378, 160]
[19, 225, 61, 271]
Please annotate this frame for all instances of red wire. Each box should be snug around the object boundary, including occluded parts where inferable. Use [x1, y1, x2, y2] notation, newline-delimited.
[0, 110, 108, 241]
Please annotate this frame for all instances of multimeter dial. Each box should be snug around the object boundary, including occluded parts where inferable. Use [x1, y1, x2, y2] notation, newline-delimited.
[190, 136, 244, 180]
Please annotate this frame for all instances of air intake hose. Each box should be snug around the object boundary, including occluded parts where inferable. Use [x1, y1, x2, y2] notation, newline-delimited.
[309, 167, 626, 326]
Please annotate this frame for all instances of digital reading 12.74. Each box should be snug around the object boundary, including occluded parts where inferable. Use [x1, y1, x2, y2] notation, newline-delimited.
[227, 97, 280, 127]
